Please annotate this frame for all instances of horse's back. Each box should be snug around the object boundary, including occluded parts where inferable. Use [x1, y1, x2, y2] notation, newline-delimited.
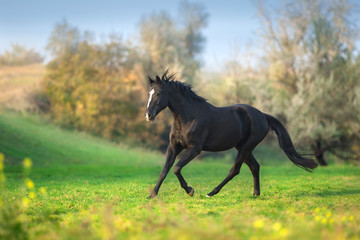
[212, 104, 269, 142]
[232, 104, 270, 140]
[202, 104, 253, 151]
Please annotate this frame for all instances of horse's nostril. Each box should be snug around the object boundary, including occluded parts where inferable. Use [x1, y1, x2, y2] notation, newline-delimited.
[145, 112, 152, 121]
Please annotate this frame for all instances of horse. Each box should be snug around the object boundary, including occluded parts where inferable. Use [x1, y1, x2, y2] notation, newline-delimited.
[145, 71, 318, 199]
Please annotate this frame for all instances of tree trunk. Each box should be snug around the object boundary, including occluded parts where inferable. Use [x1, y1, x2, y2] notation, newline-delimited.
[313, 141, 328, 166]
[315, 150, 327, 166]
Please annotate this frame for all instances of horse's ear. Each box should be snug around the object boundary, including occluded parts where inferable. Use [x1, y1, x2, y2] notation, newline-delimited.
[156, 75, 162, 84]
[148, 76, 155, 85]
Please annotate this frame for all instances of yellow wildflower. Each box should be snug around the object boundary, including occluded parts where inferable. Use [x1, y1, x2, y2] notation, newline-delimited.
[329, 218, 334, 224]
[22, 197, 29, 207]
[279, 228, 289, 237]
[114, 218, 132, 232]
[0, 162, 3, 171]
[40, 187, 47, 194]
[29, 191, 36, 199]
[79, 210, 88, 216]
[25, 178, 34, 189]
[272, 222, 282, 231]
[322, 218, 328, 224]
[314, 207, 320, 213]
[253, 219, 264, 229]
[0, 173, 5, 183]
[315, 216, 321, 222]
[326, 212, 332, 218]
[23, 158, 32, 168]
[349, 216, 354, 221]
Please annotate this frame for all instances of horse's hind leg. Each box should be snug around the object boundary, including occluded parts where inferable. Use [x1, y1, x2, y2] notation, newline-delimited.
[244, 153, 260, 196]
[206, 149, 248, 197]
[207, 133, 263, 197]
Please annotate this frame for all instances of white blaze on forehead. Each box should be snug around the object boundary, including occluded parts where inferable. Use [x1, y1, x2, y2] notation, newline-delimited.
[147, 89, 155, 108]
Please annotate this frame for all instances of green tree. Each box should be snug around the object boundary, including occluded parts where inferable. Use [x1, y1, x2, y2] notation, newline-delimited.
[258, 0, 360, 164]
[43, 22, 151, 143]
[42, 2, 208, 149]
[139, 1, 208, 84]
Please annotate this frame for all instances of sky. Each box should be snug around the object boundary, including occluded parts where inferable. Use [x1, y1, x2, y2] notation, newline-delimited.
[0, 0, 264, 70]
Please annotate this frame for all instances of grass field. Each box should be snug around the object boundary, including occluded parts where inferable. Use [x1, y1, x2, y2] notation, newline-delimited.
[0, 111, 359, 240]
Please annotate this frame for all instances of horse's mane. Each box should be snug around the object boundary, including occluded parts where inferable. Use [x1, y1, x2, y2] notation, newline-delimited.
[152, 71, 206, 102]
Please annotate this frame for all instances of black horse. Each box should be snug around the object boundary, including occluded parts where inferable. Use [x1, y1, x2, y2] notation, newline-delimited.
[145, 72, 317, 199]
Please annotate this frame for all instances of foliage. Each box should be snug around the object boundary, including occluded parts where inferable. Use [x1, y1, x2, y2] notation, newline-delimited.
[199, 0, 360, 165]
[199, 58, 276, 116]
[0, 112, 360, 240]
[43, 21, 165, 147]
[139, 1, 208, 84]
[42, 1, 208, 149]
[287, 61, 360, 163]
[256, 0, 360, 163]
[0, 43, 43, 66]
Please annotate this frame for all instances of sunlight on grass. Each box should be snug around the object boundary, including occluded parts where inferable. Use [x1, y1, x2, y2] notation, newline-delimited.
[0, 113, 359, 239]
[0, 151, 359, 239]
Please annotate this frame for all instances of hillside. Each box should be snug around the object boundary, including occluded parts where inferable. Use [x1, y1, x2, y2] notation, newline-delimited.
[0, 111, 162, 167]
[0, 64, 45, 112]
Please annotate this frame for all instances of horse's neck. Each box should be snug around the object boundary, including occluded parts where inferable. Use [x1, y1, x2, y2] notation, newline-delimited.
[168, 91, 203, 123]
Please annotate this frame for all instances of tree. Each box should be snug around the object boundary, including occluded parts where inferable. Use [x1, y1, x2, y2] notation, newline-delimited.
[178, 1, 208, 83]
[139, 1, 208, 84]
[258, 0, 360, 164]
[137, 2, 208, 148]
[42, 2, 208, 150]
[43, 21, 154, 144]
[0, 44, 43, 66]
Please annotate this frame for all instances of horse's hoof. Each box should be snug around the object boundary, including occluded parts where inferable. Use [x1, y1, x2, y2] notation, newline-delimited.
[206, 192, 215, 198]
[188, 187, 194, 197]
[147, 192, 157, 199]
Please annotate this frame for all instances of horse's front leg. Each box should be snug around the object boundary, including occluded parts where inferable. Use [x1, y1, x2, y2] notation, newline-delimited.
[148, 144, 182, 199]
[173, 146, 201, 196]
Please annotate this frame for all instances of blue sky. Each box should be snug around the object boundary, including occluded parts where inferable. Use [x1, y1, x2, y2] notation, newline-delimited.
[0, 0, 263, 70]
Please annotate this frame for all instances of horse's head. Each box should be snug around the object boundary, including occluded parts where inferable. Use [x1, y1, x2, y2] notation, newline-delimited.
[145, 76, 168, 122]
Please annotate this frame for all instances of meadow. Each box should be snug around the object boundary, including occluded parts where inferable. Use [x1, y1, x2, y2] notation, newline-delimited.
[0, 111, 359, 240]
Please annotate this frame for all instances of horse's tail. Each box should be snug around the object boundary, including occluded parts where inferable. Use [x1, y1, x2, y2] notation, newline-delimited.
[265, 114, 318, 172]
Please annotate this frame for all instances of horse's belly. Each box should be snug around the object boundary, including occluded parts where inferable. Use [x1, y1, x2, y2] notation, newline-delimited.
[202, 143, 236, 152]
[202, 126, 243, 152]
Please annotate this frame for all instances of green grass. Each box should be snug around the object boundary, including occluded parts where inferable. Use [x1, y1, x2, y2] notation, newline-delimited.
[0, 111, 359, 240]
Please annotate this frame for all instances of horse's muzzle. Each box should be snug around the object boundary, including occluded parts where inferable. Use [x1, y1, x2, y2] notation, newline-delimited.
[145, 112, 154, 122]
